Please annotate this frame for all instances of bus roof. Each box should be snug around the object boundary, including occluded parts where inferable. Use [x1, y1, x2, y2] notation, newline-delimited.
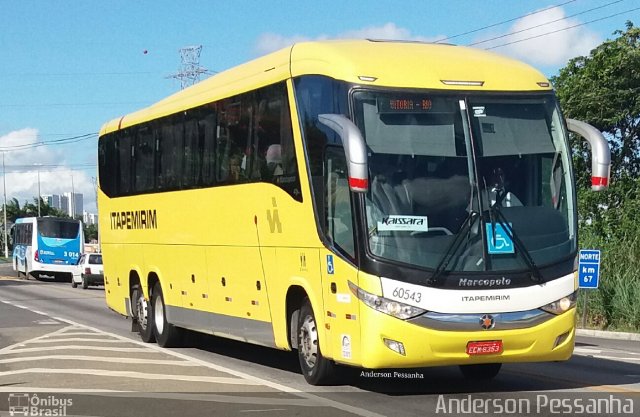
[101, 39, 551, 135]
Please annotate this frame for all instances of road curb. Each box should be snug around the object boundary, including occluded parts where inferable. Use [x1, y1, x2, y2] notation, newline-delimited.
[577, 328, 640, 342]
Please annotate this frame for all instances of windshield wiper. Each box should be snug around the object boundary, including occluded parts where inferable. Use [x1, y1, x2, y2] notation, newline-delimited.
[427, 210, 479, 286]
[487, 196, 543, 283]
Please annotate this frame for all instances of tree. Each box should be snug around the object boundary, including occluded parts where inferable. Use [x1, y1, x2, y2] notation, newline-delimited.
[551, 22, 640, 331]
[551, 21, 640, 184]
[84, 223, 98, 243]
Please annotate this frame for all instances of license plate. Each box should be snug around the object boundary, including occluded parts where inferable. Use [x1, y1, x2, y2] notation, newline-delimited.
[466, 340, 503, 355]
[53, 260, 64, 264]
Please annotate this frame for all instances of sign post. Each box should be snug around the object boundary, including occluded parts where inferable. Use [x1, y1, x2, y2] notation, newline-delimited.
[578, 249, 601, 328]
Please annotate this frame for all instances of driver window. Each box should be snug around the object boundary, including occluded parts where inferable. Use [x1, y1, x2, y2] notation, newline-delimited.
[325, 147, 355, 257]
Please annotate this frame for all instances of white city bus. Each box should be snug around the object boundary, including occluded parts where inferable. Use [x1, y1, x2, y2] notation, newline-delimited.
[12, 216, 84, 281]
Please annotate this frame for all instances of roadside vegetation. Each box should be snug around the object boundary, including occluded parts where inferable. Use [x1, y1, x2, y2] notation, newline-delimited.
[0, 197, 99, 249]
[552, 22, 640, 331]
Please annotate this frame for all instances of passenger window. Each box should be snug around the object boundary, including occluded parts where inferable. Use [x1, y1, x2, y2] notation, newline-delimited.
[325, 146, 355, 257]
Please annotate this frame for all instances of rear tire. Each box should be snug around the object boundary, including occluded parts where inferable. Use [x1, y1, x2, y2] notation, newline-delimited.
[297, 298, 336, 385]
[132, 284, 155, 343]
[152, 282, 183, 347]
[459, 363, 502, 380]
[81, 275, 89, 289]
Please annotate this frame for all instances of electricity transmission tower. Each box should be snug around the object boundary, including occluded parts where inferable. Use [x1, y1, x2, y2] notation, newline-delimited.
[167, 45, 208, 90]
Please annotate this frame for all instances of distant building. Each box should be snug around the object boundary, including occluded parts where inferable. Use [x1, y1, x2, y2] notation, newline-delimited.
[43, 194, 62, 210]
[62, 192, 83, 218]
[83, 211, 98, 225]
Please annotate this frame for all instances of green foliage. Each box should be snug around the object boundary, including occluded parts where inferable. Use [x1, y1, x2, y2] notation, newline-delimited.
[3, 197, 68, 222]
[84, 223, 99, 243]
[552, 21, 640, 182]
[553, 22, 640, 331]
[577, 180, 640, 331]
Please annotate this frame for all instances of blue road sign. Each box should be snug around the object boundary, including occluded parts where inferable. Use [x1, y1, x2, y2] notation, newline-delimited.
[485, 223, 515, 254]
[578, 249, 601, 289]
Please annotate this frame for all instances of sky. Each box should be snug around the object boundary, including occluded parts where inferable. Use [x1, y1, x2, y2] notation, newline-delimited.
[1, 0, 638, 214]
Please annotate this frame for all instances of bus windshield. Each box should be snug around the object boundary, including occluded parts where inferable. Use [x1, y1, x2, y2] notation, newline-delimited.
[353, 91, 576, 273]
[37, 218, 80, 239]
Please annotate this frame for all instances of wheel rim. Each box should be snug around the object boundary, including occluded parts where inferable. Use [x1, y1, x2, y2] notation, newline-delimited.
[136, 294, 149, 331]
[154, 293, 165, 335]
[299, 314, 318, 369]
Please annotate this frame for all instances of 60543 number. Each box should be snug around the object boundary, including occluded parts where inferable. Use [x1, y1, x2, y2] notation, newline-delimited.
[392, 287, 422, 303]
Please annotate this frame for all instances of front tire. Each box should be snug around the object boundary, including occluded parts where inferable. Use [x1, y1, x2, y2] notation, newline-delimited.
[152, 282, 183, 347]
[71, 277, 78, 288]
[132, 284, 155, 343]
[297, 298, 336, 385]
[459, 363, 502, 380]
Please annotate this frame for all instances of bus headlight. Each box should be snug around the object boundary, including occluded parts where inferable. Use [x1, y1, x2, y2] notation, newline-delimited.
[540, 292, 577, 315]
[348, 281, 426, 320]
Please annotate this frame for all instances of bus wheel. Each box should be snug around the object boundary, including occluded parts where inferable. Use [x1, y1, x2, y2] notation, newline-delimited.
[152, 282, 183, 348]
[459, 363, 502, 380]
[132, 285, 155, 343]
[297, 298, 336, 385]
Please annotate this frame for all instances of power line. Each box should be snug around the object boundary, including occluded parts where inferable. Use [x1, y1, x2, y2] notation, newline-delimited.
[486, 6, 640, 50]
[0, 101, 147, 108]
[0, 133, 97, 152]
[2, 164, 96, 173]
[0, 71, 159, 77]
[469, 0, 625, 47]
[433, 0, 578, 43]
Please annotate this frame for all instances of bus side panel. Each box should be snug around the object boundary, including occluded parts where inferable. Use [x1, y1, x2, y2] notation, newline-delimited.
[319, 249, 361, 365]
[146, 244, 184, 309]
[103, 243, 131, 316]
[206, 245, 271, 321]
[273, 248, 331, 356]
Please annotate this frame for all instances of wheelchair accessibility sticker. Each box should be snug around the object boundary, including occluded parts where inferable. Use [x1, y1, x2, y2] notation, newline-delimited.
[485, 223, 515, 254]
[326, 254, 335, 275]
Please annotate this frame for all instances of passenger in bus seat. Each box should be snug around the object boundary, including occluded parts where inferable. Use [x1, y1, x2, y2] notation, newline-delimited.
[266, 144, 284, 178]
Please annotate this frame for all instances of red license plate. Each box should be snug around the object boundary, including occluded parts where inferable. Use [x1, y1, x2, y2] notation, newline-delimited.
[466, 340, 503, 355]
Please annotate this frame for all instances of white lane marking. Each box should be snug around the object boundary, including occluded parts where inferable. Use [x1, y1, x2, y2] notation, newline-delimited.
[240, 409, 287, 413]
[0, 388, 123, 393]
[34, 319, 61, 325]
[3, 345, 155, 354]
[0, 324, 77, 354]
[27, 338, 130, 343]
[0, 355, 199, 366]
[0, 390, 330, 408]
[1, 298, 386, 417]
[588, 355, 640, 362]
[0, 368, 261, 384]
[574, 347, 603, 354]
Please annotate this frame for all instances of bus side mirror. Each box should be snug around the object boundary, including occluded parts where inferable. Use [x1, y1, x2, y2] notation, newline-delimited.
[318, 114, 369, 193]
[566, 119, 611, 191]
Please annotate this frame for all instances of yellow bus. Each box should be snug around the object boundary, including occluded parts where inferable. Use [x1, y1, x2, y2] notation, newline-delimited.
[98, 40, 610, 385]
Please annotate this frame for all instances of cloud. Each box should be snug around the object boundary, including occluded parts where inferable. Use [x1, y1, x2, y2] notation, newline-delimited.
[474, 7, 601, 67]
[0, 128, 96, 213]
[255, 23, 442, 55]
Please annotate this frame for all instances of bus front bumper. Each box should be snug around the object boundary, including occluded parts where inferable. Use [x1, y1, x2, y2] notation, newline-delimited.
[357, 306, 576, 369]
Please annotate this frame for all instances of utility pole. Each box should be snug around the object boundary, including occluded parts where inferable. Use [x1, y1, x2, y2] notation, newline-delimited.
[37, 169, 41, 217]
[166, 45, 208, 90]
[2, 152, 8, 258]
[71, 173, 75, 219]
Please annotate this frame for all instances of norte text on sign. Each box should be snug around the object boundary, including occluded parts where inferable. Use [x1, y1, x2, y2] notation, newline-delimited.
[578, 249, 601, 289]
